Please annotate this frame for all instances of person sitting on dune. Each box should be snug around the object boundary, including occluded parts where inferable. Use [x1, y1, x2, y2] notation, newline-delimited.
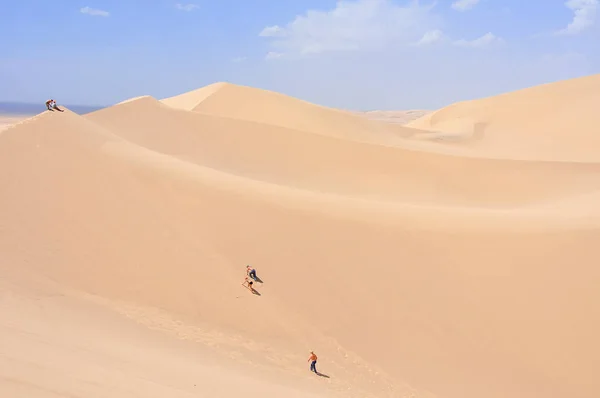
[51, 100, 64, 112]
[45, 99, 64, 112]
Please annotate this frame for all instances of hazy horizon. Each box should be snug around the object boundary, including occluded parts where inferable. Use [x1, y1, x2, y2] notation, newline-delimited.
[0, 101, 105, 116]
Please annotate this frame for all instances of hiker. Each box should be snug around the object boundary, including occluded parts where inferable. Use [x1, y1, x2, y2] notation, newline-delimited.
[246, 265, 257, 281]
[45, 99, 53, 110]
[308, 351, 318, 373]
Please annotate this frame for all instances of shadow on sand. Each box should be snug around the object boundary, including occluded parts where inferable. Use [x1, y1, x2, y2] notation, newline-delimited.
[316, 372, 330, 378]
[252, 275, 264, 284]
[243, 285, 261, 296]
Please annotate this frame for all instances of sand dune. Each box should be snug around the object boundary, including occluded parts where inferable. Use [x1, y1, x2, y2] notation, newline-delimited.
[161, 82, 414, 143]
[1, 75, 600, 398]
[353, 110, 432, 125]
[84, 95, 600, 216]
[0, 114, 32, 132]
[407, 73, 600, 161]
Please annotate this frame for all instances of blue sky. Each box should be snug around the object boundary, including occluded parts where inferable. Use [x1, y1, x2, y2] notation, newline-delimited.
[0, 0, 598, 110]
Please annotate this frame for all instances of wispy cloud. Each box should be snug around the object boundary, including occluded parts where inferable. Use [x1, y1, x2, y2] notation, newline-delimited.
[259, 25, 285, 37]
[451, 0, 480, 12]
[413, 30, 446, 46]
[265, 52, 283, 60]
[555, 0, 598, 35]
[413, 30, 502, 49]
[80, 6, 109, 17]
[232, 56, 247, 63]
[258, 0, 441, 56]
[453, 32, 504, 48]
[175, 3, 199, 12]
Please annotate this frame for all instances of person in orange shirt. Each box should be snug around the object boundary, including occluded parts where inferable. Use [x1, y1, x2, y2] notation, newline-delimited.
[308, 351, 318, 373]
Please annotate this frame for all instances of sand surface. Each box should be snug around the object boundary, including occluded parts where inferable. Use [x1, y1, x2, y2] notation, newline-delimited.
[0, 114, 32, 132]
[353, 110, 432, 125]
[1, 75, 600, 398]
[407, 74, 600, 161]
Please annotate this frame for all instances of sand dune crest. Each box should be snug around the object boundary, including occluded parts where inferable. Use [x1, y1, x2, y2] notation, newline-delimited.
[160, 82, 414, 143]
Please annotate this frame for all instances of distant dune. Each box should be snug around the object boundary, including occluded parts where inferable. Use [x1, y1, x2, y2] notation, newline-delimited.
[352, 109, 432, 125]
[1, 74, 599, 398]
[407, 74, 600, 161]
[160, 82, 415, 143]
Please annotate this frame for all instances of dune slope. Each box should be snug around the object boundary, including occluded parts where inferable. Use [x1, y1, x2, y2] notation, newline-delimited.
[0, 264, 331, 398]
[407, 73, 600, 161]
[161, 82, 412, 143]
[86, 96, 600, 209]
[1, 76, 600, 398]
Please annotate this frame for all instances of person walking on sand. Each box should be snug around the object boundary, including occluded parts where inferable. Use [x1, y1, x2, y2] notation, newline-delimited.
[308, 351, 318, 373]
[246, 265, 257, 281]
[45, 99, 53, 111]
[243, 276, 255, 292]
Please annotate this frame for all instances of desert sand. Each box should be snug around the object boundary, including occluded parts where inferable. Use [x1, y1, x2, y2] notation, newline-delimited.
[1, 74, 599, 398]
[354, 110, 432, 125]
[0, 114, 32, 132]
[407, 74, 600, 161]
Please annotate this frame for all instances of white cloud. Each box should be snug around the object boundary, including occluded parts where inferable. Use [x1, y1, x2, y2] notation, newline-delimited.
[453, 32, 504, 48]
[413, 29, 446, 46]
[259, 25, 286, 37]
[80, 6, 109, 17]
[556, 0, 598, 35]
[175, 3, 199, 12]
[265, 52, 283, 60]
[413, 30, 502, 49]
[258, 0, 441, 56]
[451, 0, 480, 12]
[232, 57, 247, 63]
